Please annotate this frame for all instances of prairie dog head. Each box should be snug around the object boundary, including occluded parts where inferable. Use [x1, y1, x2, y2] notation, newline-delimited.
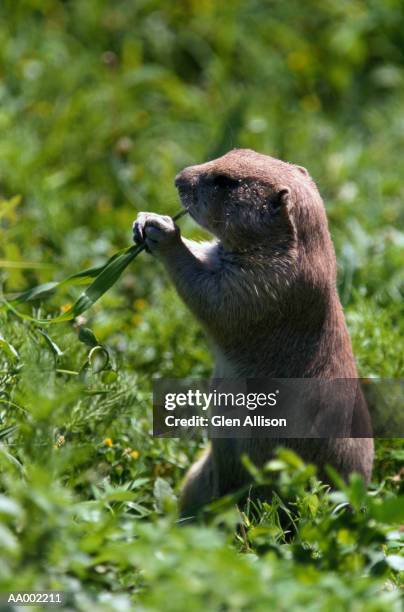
[175, 148, 328, 254]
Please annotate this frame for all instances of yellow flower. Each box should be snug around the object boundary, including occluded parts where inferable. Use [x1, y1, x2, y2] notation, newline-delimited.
[104, 437, 113, 447]
[130, 450, 140, 460]
[60, 303, 72, 313]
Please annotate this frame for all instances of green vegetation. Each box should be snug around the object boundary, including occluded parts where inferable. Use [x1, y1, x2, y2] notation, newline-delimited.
[0, 1, 403, 610]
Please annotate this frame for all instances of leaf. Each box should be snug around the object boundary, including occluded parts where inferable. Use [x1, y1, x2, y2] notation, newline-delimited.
[73, 501, 104, 522]
[0, 426, 17, 440]
[371, 496, 404, 524]
[264, 459, 287, 472]
[241, 453, 264, 483]
[0, 245, 143, 323]
[0, 523, 19, 553]
[0, 260, 54, 270]
[104, 491, 138, 502]
[153, 477, 177, 513]
[0, 195, 21, 220]
[100, 370, 118, 384]
[88, 346, 109, 373]
[0, 444, 24, 472]
[125, 501, 151, 517]
[0, 494, 23, 519]
[325, 465, 346, 491]
[347, 473, 368, 510]
[277, 448, 305, 470]
[305, 493, 320, 517]
[38, 329, 63, 356]
[385, 555, 404, 572]
[0, 333, 19, 360]
[78, 327, 99, 348]
[388, 450, 404, 460]
[130, 478, 149, 488]
[1, 209, 187, 325]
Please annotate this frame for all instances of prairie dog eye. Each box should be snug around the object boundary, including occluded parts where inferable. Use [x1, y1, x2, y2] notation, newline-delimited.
[211, 174, 241, 189]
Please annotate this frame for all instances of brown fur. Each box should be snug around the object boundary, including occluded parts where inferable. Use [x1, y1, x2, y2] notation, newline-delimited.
[133, 148, 374, 518]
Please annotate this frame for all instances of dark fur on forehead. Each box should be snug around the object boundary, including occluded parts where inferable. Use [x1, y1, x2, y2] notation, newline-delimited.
[203, 148, 307, 186]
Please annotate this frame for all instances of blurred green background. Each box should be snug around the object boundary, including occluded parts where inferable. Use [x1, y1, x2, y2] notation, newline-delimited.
[0, 1, 403, 609]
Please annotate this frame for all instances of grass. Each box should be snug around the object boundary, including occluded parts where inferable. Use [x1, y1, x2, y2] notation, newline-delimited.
[0, 1, 403, 610]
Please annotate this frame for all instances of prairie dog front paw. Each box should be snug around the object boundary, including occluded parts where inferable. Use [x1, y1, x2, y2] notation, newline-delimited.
[133, 212, 180, 255]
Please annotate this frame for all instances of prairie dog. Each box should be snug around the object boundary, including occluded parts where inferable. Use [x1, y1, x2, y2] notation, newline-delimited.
[133, 148, 374, 517]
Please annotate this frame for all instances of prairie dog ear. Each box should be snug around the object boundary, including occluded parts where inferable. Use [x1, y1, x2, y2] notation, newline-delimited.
[269, 187, 295, 234]
[296, 165, 309, 177]
[270, 187, 291, 211]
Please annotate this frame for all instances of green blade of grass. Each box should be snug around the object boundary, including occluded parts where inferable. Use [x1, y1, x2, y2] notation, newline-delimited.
[0, 260, 55, 270]
[1, 209, 187, 324]
[0, 333, 19, 360]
